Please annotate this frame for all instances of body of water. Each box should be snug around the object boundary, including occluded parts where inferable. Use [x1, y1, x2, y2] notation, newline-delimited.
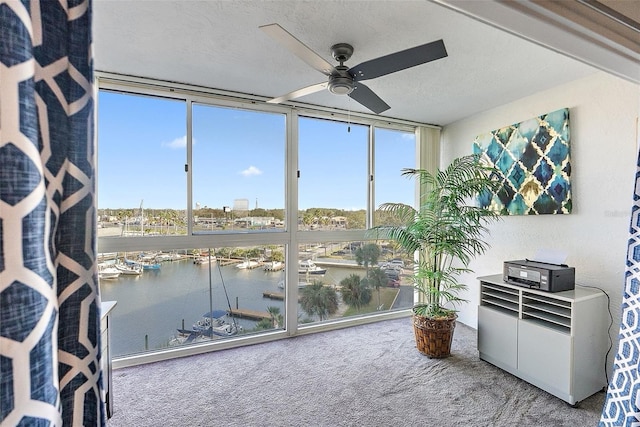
[100, 258, 366, 357]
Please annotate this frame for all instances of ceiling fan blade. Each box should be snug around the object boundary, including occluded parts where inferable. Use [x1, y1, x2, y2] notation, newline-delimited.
[267, 82, 328, 104]
[348, 82, 390, 114]
[260, 23, 337, 76]
[349, 39, 447, 81]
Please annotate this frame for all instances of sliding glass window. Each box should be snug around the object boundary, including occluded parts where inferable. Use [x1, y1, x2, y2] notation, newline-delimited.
[96, 79, 420, 361]
[192, 104, 286, 232]
[99, 245, 287, 357]
[298, 117, 368, 231]
[295, 124, 416, 326]
[374, 127, 416, 227]
[97, 91, 187, 237]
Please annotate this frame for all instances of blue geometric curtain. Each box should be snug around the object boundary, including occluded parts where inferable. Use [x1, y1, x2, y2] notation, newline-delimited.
[0, 1, 105, 425]
[600, 151, 640, 425]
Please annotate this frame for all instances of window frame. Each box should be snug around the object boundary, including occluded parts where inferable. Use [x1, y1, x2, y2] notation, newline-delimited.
[96, 73, 432, 367]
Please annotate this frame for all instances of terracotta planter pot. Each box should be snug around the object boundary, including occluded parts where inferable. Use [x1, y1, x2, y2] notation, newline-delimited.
[412, 314, 457, 358]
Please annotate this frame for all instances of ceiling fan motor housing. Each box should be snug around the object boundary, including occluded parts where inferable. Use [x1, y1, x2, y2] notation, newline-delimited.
[328, 65, 354, 95]
[328, 74, 354, 95]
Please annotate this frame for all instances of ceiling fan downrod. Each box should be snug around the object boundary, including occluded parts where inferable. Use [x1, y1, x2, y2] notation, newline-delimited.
[328, 43, 355, 95]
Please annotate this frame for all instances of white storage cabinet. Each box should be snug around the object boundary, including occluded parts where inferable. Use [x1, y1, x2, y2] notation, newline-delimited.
[477, 275, 607, 405]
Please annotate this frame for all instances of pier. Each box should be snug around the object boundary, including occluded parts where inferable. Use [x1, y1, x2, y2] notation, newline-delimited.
[263, 291, 284, 300]
[262, 291, 302, 301]
[313, 260, 365, 269]
[228, 308, 271, 320]
[218, 258, 242, 267]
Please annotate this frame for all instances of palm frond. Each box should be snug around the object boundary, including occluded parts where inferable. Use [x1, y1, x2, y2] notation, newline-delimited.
[369, 154, 501, 318]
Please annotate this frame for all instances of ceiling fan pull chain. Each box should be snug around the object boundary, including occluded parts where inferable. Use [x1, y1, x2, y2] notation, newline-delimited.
[348, 97, 351, 133]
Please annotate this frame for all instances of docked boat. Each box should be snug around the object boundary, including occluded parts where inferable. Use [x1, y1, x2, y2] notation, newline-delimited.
[263, 261, 283, 271]
[236, 259, 259, 269]
[98, 266, 121, 280]
[191, 310, 227, 331]
[124, 257, 161, 271]
[298, 260, 327, 275]
[174, 258, 242, 344]
[155, 252, 178, 262]
[139, 252, 159, 262]
[115, 262, 143, 276]
[140, 262, 161, 270]
[177, 310, 242, 337]
[194, 255, 217, 265]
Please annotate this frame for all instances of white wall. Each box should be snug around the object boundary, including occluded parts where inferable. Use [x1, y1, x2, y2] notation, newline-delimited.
[441, 72, 640, 352]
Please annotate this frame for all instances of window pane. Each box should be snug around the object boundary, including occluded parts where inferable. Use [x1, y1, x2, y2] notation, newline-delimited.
[374, 127, 416, 226]
[192, 104, 285, 232]
[97, 91, 187, 236]
[297, 240, 413, 326]
[99, 246, 286, 357]
[298, 117, 368, 230]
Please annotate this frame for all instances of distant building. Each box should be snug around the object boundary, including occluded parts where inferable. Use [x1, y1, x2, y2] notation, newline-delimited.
[235, 216, 277, 228]
[233, 199, 249, 211]
[331, 216, 347, 227]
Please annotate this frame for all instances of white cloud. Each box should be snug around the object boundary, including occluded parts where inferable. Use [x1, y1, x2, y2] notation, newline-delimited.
[162, 135, 195, 149]
[240, 166, 262, 177]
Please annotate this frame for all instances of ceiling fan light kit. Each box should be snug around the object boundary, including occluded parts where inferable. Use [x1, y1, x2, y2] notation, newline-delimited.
[260, 23, 448, 114]
[328, 71, 354, 95]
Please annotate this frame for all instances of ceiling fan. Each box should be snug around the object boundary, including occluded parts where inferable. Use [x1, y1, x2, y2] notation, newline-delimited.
[259, 23, 448, 114]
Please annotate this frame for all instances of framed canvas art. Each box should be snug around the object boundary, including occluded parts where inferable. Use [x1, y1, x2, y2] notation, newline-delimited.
[473, 108, 571, 215]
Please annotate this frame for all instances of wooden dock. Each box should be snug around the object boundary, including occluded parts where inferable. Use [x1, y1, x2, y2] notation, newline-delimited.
[218, 258, 242, 267]
[228, 308, 271, 320]
[263, 291, 284, 300]
[262, 291, 301, 301]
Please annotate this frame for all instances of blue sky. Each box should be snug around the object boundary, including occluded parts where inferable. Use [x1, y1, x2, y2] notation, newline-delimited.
[97, 91, 415, 210]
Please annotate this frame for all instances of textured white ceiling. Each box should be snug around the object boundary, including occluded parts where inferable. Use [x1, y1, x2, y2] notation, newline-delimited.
[93, 0, 597, 126]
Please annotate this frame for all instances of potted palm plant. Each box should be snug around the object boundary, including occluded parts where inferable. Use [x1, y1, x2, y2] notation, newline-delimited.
[372, 154, 500, 358]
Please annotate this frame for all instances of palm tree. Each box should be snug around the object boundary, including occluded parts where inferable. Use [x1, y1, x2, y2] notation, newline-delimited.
[300, 281, 338, 321]
[254, 318, 274, 330]
[355, 243, 381, 276]
[339, 274, 372, 312]
[367, 267, 389, 309]
[267, 306, 282, 328]
[373, 154, 500, 318]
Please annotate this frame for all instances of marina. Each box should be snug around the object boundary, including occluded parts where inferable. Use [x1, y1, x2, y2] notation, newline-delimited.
[99, 253, 379, 357]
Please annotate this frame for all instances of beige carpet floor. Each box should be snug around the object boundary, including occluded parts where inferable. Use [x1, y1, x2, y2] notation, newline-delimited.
[106, 317, 605, 426]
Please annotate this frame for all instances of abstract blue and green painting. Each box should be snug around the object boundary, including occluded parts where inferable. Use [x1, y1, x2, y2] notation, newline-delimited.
[473, 108, 571, 215]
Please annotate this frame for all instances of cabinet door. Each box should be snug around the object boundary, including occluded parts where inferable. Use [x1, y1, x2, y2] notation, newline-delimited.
[518, 320, 571, 395]
[478, 306, 518, 370]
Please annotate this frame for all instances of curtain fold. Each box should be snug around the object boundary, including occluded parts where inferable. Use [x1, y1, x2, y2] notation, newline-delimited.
[0, 1, 104, 425]
[600, 149, 640, 425]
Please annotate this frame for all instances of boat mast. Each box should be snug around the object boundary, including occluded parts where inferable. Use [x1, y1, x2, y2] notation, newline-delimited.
[139, 199, 144, 236]
[208, 249, 213, 337]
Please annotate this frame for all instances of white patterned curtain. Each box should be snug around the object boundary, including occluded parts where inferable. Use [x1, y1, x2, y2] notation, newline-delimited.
[0, 1, 105, 425]
[600, 153, 640, 425]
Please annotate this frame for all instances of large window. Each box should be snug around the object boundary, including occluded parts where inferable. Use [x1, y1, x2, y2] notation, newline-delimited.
[97, 77, 421, 362]
[192, 104, 286, 232]
[295, 239, 414, 328]
[374, 127, 416, 225]
[99, 246, 286, 356]
[298, 117, 368, 230]
[97, 91, 187, 236]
